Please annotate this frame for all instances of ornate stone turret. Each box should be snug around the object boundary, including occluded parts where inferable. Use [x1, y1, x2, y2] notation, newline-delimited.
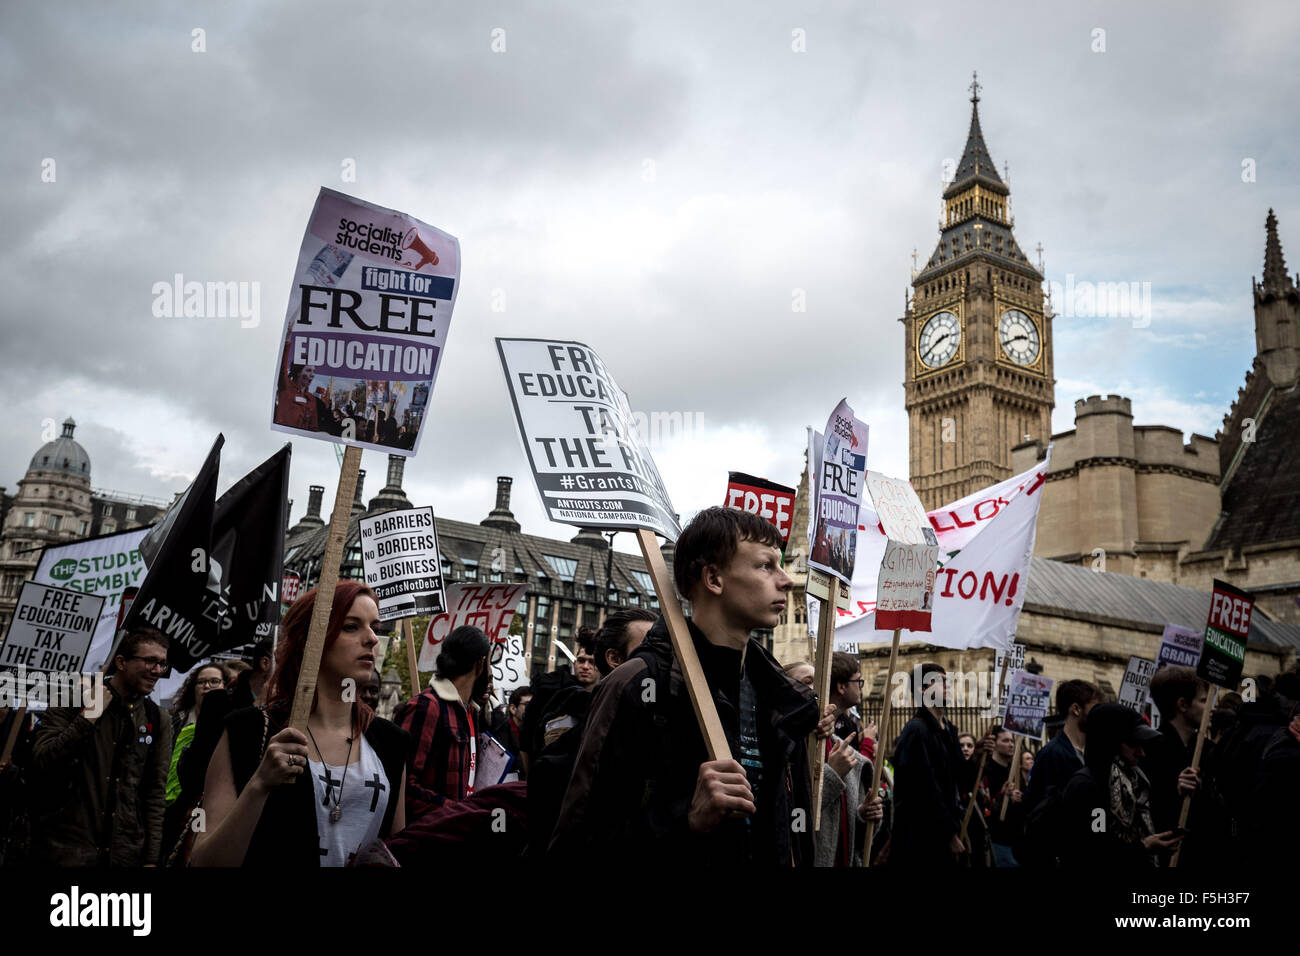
[1251, 209, 1300, 388]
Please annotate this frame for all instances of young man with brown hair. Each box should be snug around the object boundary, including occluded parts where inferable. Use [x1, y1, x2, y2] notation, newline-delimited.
[30, 626, 173, 867]
[1143, 666, 1208, 841]
[552, 507, 825, 864]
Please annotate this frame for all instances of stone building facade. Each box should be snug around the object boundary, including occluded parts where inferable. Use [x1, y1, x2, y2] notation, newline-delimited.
[1013, 210, 1300, 627]
[0, 419, 168, 638]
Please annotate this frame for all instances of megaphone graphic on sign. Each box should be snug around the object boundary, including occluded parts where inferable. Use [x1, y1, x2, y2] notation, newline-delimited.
[400, 227, 439, 270]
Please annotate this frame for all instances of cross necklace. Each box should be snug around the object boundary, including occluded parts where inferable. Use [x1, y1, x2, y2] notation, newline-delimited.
[306, 722, 354, 824]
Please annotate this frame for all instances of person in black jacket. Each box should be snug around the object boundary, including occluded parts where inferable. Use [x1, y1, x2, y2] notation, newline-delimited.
[889, 662, 970, 867]
[1060, 703, 1182, 868]
[552, 507, 827, 865]
[191, 581, 408, 867]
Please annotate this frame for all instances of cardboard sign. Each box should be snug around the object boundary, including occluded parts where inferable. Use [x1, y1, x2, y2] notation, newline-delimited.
[418, 582, 528, 674]
[1196, 579, 1254, 689]
[866, 471, 938, 632]
[1004, 671, 1053, 740]
[808, 399, 869, 587]
[724, 472, 796, 550]
[1157, 622, 1203, 669]
[33, 528, 152, 673]
[270, 187, 460, 457]
[1, 582, 105, 675]
[358, 506, 446, 622]
[496, 338, 680, 541]
[282, 571, 302, 605]
[1119, 656, 1158, 712]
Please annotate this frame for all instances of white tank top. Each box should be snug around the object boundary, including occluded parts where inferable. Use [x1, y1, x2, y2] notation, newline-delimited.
[308, 735, 391, 866]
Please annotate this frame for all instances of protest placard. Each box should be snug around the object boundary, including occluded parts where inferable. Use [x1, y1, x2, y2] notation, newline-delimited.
[1004, 671, 1054, 740]
[33, 527, 151, 673]
[808, 400, 869, 588]
[282, 571, 301, 605]
[1119, 656, 1158, 712]
[497, 337, 729, 761]
[1, 582, 105, 675]
[496, 338, 680, 540]
[418, 582, 528, 682]
[270, 188, 459, 457]
[1197, 580, 1254, 689]
[359, 506, 446, 623]
[724, 472, 796, 551]
[866, 471, 938, 633]
[1173, 580, 1255, 867]
[1157, 623, 1203, 670]
[981, 642, 1025, 719]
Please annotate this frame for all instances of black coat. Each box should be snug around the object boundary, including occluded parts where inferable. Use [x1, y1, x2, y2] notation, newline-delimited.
[888, 708, 966, 867]
[552, 616, 819, 866]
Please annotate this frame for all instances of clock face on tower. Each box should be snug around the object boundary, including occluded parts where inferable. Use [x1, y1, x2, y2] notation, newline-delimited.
[998, 309, 1041, 365]
[918, 311, 961, 368]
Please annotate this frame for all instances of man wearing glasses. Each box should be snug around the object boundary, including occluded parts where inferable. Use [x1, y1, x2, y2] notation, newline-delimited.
[815, 652, 883, 866]
[29, 626, 173, 867]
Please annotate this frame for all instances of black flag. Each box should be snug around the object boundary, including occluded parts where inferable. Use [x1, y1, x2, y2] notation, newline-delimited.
[204, 443, 293, 660]
[123, 435, 224, 672]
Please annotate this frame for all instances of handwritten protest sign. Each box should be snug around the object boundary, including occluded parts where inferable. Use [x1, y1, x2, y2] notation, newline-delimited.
[866, 472, 938, 632]
[359, 506, 446, 622]
[418, 582, 527, 676]
[271, 187, 460, 457]
[1119, 656, 1158, 711]
[1, 582, 105, 675]
[1004, 671, 1053, 740]
[724, 472, 796, 551]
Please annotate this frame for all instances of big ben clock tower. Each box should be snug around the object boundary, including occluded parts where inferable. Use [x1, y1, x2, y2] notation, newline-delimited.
[905, 74, 1054, 509]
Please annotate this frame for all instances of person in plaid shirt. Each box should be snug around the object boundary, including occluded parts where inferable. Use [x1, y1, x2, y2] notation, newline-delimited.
[393, 626, 490, 821]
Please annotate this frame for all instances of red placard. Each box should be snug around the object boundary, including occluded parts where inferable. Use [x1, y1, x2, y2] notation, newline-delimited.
[724, 472, 796, 551]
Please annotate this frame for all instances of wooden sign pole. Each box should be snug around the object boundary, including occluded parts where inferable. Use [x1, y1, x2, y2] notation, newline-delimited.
[809, 595, 837, 831]
[860, 628, 901, 867]
[0, 705, 27, 768]
[402, 617, 420, 699]
[635, 528, 730, 761]
[1000, 735, 1023, 821]
[523, 595, 537, 665]
[1170, 685, 1218, 868]
[960, 655, 1011, 849]
[545, 602, 561, 673]
[290, 445, 362, 731]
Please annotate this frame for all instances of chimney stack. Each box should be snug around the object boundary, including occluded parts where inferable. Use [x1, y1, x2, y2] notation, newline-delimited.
[481, 476, 521, 533]
[307, 486, 325, 520]
[352, 470, 367, 515]
[368, 455, 413, 514]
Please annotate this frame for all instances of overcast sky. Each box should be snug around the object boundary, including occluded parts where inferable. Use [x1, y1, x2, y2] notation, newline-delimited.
[2, 1, 1297, 550]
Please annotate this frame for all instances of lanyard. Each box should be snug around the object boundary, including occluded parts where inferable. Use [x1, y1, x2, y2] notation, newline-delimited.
[466, 708, 477, 796]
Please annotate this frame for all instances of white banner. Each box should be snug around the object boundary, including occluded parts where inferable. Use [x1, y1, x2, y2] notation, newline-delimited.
[834, 452, 1050, 651]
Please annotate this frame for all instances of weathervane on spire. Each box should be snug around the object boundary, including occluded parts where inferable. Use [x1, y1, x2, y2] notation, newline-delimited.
[969, 70, 981, 104]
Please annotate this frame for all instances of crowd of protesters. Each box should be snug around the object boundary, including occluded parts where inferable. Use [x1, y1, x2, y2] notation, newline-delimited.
[0, 505, 1296, 868]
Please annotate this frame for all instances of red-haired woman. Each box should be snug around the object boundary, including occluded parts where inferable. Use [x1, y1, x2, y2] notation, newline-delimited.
[191, 581, 408, 866]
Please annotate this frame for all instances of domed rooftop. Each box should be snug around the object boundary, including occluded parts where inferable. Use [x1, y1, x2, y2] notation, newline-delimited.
[29, 417, 91, 478]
